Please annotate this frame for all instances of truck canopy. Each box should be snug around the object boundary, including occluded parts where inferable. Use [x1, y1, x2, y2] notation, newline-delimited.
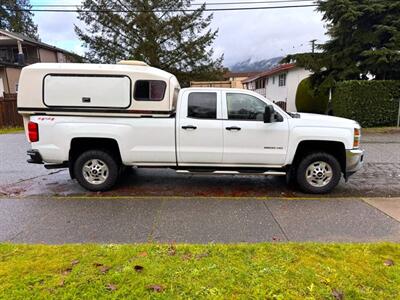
[17, 61, 180, 117]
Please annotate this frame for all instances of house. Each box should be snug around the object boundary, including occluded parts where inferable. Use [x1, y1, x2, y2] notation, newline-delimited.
[223, 71, 261, 88]
[242, 63, 311, 111]
[0, 29, 80, 95]
[190, 71, 260, 89]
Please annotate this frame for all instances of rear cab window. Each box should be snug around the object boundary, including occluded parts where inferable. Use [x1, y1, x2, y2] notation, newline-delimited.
[187, 92, 217, 119]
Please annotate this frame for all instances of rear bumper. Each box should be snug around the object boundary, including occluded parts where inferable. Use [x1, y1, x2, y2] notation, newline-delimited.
[27, 149, 43, 164]
[27, 149, 68, 169]
[345, 148, 364, 178]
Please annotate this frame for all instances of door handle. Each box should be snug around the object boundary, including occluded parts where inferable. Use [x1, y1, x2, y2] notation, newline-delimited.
[182, 125, 197, 130]
[226, 126, 241, 131]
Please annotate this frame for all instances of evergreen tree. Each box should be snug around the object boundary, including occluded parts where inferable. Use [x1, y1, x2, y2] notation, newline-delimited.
[0, 0, 39, 39]
[283, 0, 400, 88]
[75, 0, 224, 86]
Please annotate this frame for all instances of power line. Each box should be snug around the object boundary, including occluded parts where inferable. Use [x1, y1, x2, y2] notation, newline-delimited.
[26, 0, 315, 7]
[4, 4, 318, 13]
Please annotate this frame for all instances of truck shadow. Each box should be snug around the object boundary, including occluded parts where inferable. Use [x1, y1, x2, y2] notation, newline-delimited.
[2, 166, 399, 198]
[114, 168, 296, 198]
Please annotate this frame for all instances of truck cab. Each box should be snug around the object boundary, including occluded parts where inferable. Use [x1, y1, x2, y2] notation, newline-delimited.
[177, 88, 289, 167]
[18, 62, 364, 194]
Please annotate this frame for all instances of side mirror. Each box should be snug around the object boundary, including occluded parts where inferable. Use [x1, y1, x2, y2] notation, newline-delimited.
[264, 105, 275, 123]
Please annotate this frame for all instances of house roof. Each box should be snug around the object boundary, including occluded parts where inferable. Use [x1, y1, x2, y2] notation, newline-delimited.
[223, 71, 261, 79]
[0, 29, 80, 58]
[242, 63, 296, 83]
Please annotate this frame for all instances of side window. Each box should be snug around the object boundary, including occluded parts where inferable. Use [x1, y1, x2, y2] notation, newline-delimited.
[226, 93, 266, 121]
[134, 80, 166, 101]
[279, 74, 287, 87]
[188, 92, 217, 119]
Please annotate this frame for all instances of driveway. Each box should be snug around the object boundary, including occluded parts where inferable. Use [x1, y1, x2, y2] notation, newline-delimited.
[1, 132, 399, 197]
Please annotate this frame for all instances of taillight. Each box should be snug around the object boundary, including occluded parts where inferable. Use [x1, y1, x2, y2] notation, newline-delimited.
[353, 128, 361, 148]
[28, 121, 39, 142]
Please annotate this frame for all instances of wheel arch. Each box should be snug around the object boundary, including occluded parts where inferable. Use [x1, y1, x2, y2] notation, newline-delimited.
[69, 137, 122, 179]
[291, 140, 346, 174]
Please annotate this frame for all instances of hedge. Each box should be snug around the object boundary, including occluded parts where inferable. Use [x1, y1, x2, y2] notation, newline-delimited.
[295, 78, 329, 114]
[332, 80, 400, 127]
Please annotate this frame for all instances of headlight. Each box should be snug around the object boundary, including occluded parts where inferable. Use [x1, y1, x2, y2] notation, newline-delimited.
[353, 128, 361, 148]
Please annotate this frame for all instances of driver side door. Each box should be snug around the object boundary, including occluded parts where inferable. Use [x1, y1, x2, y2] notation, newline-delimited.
[222, 91, 289, 166]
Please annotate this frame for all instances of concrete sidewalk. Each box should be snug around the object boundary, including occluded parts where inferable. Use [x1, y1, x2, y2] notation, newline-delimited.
[1, 197, 399, 244]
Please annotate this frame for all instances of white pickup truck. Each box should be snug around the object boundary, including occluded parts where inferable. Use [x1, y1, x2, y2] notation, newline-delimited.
[18, 61, 364, 194]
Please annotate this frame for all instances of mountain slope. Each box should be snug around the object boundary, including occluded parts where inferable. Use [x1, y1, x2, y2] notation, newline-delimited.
[229, 56, 283, 72]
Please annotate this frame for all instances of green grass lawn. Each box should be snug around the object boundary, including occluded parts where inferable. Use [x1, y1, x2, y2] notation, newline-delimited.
[363, 126, 400, 134]
[0, 243, 399, 299]
[0, 126, 24, 134]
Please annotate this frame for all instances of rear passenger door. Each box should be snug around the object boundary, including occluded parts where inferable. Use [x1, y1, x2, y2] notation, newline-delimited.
[177, 90, 223, 164]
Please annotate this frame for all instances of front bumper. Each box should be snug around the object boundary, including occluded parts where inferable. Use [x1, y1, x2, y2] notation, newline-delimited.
[345, 148, 364, 178]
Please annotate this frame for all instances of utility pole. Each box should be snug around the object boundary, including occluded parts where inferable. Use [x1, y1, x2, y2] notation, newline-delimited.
[310, 39, 317, 53]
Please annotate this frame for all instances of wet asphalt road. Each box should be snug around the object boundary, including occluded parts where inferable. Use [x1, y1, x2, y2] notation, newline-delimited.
[1, 132, 399, 198]
[0, 133, 50, 186]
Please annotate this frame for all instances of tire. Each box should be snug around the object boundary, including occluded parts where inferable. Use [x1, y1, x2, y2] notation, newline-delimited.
[296, 152, 341, 194]
[74, 150, 119, 191]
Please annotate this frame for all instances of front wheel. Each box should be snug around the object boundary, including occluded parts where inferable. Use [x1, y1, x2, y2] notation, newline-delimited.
[74, 150, 119, 191]
[296, 152, 341, 194]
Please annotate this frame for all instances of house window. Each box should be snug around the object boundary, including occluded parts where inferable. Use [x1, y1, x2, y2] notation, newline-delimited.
[255, 78, 265, 89]
[266, 78, 269, 85]
[0, 49, 9, 61]
[272, 76, 275, 84]
[279, 73, 287, 87]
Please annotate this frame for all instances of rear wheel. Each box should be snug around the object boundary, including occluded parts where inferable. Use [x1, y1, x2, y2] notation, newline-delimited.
[296, 152, 341, 194]
[74, 150, 119, 191]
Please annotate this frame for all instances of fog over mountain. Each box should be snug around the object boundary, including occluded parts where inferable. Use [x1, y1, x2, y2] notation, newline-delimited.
[228, 56, 284, 73]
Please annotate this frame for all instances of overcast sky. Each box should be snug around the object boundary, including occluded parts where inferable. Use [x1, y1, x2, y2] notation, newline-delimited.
[31, 0, 328, 67]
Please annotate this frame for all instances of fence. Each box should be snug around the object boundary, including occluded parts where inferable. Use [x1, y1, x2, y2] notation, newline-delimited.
[0, 93, 23, 128]
[274, 101, 287, 111]
[190, 81, 232, 88]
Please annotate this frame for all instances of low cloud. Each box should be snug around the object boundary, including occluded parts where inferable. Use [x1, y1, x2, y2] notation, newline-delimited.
[31, 0, 84, 55]
[31, 1, 328, 65]
[211, 6, 327, 66]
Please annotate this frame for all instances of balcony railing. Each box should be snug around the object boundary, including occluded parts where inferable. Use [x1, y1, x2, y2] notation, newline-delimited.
[0, 56, 40, 65]
[254, 88, 266, 97]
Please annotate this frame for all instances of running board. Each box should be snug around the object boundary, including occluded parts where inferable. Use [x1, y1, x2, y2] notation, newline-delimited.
[176, 170, 286, 176]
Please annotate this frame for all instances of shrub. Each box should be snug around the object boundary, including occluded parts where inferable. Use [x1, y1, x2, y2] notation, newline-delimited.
[332, 81, 400, 127]
[295, 77, 329, 114]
